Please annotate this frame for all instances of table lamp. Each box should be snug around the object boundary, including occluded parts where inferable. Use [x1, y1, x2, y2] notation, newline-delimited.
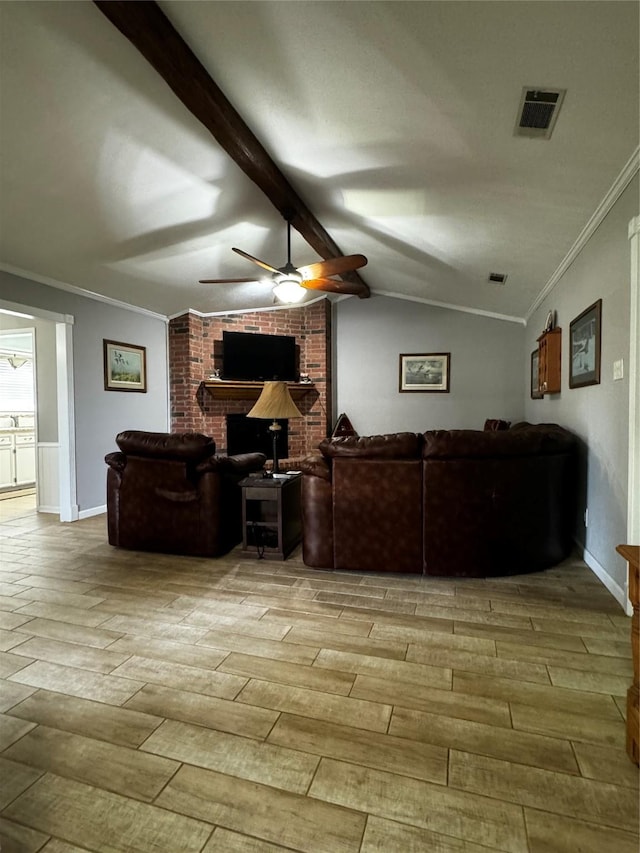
[246, 381, 302, 476]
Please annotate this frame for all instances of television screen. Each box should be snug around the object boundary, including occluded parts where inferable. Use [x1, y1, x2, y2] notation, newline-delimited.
[222, 331, 297, 382]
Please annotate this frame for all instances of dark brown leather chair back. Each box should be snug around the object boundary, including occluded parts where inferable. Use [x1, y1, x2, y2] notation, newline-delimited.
[106, 430, 265, 557]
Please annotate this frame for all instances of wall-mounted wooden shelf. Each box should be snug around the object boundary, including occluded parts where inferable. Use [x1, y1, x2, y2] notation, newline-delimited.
[201, 380, 316, 401]
[536, 327, 562, 395]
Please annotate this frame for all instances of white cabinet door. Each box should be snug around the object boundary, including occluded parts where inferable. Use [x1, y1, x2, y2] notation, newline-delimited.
[0, 439, 12, 488]
[15, 434, 36, 485]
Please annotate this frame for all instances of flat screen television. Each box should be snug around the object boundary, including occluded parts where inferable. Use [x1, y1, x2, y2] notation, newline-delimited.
[222, 331, 297, 382]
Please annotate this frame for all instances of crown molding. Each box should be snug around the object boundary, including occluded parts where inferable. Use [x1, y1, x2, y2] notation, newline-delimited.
[371, 289, 525, 325]
[525, 146, 640, 322]
[0, 263, 168, 322]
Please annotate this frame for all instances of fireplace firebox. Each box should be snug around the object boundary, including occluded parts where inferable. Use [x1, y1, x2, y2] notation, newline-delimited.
[226, 413, 289, 460]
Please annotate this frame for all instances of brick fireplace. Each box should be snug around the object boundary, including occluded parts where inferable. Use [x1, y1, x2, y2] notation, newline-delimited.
[168, 299, 332, 461]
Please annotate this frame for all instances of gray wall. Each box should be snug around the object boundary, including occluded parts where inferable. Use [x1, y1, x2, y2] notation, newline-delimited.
[0, 271, 169, 512]
[0, 313, 58, 441]
[525, 175, 637, 593]
[335, 295, 525, 434]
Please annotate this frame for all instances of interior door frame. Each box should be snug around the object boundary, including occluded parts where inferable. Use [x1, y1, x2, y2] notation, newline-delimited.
[628, 215, 640, 550]
[0, 326, 37, 490]
[0, 299, 77, 521]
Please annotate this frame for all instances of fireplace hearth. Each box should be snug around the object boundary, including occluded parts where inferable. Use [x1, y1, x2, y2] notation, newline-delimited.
[226, 413, 289, 460]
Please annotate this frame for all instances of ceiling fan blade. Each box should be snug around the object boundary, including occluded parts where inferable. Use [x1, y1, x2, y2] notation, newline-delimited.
[298, 254, 368, 281]
[199, 277, 258, 284]
[302, 277, 367, 296]
[232, 247, 280, 274]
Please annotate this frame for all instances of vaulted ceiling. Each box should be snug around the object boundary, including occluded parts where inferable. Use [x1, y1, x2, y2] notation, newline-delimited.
[0, 1, 637, 320]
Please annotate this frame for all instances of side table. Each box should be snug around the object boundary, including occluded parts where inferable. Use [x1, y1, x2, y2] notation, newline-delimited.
[616, 543, 639, 765]
[240, 474, 302, 560]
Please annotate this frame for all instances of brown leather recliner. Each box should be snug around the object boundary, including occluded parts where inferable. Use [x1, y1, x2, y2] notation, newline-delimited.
[105, 430, 265, 557]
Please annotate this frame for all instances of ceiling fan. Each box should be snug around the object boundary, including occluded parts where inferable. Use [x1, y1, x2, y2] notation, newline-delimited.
[199, 218, 367, 303]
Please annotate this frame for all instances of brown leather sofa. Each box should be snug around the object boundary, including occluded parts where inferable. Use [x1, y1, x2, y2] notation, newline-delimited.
[105, 430, 265, 557]
[300, 422, 576, 577]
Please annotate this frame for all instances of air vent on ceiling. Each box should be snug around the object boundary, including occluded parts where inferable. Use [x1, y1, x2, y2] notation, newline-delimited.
[488, 272, 508, 285]
[514, 88, 566, 139]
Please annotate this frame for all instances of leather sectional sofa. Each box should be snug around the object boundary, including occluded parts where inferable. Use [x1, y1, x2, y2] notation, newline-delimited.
[300, 422, 576, 577]
[106, 430, 265, 557]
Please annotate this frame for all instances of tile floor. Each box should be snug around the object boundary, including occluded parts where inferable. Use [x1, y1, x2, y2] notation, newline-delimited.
[0, 499, 638, 852]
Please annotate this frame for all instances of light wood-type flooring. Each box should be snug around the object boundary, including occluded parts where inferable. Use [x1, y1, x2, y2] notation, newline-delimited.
[0, 499, 638, 852]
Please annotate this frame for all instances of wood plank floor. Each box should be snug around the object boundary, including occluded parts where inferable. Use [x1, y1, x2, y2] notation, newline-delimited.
[0, 499, 637, 852]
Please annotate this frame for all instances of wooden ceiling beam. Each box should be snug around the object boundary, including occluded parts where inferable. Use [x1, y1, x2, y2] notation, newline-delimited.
[93, 0, 370, 297]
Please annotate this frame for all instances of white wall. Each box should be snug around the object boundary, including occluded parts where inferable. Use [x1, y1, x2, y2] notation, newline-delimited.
[0, 271, 169, 513]
[335, 295, 525, 434]
[525, 175, 638, 599]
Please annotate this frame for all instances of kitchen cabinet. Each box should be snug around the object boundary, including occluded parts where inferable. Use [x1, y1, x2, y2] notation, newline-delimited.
[0, 430, 36, 490]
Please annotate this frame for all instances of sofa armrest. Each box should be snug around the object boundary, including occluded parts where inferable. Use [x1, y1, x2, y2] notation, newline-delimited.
[301, 458, 334, 568]
[301, 455, 331, 482]
[196, 452, 266, 476]
[105, 451, 126, 474]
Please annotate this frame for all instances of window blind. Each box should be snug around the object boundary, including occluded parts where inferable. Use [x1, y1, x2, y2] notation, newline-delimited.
[0, 358, 35, 413]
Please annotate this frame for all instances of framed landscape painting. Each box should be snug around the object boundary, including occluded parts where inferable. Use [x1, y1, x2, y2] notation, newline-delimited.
[399, 353, 450, 393]
[569, 299, 602, 389]
[103, 339, 147, 392]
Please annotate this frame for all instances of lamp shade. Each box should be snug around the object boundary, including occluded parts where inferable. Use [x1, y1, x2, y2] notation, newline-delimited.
[246, 381, 303, 420]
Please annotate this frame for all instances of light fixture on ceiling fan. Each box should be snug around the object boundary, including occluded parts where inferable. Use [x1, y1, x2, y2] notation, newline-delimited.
[199, 213, 367, 304]
[272, 276, 306, 304]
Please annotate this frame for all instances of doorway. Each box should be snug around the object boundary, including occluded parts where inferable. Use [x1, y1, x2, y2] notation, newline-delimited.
[0, 327, 36, 502]
[0, 300, 76, 521]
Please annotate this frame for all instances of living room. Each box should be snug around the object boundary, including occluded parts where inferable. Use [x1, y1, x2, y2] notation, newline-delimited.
[1, 172, 636, 607]
[0, 1, 638, 851]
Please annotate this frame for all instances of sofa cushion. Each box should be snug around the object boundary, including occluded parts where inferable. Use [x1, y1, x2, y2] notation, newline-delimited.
[320, 432, 421, 459]
[422, 424, 574, 459]
[333, 458, 423, 573]
[116, 430, 217, 462]
[422, 452, 573, 576]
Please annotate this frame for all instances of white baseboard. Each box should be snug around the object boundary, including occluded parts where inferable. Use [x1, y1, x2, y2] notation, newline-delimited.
[576, 540, 632, 615]
[78, 504, 106, 520]
[37, 505, 59, 515]
[60, 504, 79, 522]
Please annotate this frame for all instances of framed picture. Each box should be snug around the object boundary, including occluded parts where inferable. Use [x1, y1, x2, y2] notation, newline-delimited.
[103, 339, 147, 392]
[569, 299, 602, 389]
[531, 349, 543, 399]
[399, 352, 450, 393]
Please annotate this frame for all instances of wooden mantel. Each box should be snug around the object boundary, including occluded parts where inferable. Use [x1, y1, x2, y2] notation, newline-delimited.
[201, 380, 316, 402]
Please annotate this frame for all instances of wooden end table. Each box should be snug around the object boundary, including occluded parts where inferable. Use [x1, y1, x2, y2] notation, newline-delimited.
[240, 473, 302, 560]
